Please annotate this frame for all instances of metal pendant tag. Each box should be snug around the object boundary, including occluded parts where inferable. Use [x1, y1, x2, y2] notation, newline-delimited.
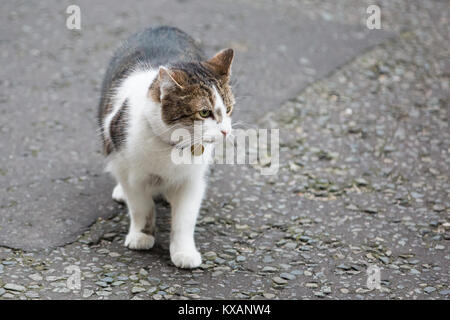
[191, 144, 205, 156]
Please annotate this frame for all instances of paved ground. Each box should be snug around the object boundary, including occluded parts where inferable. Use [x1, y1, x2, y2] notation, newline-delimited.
[0, 0, 448, 299]
[0, 0, 390, 250]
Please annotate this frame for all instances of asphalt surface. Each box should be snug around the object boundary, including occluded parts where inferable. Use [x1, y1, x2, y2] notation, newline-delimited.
[0, 0, 448, 300]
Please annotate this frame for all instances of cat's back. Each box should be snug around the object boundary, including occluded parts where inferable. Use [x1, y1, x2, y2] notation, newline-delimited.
[109, 26, 204, 74]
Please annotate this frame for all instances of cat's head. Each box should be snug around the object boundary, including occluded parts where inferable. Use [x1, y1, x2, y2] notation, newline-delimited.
[148, 49, 235, 148]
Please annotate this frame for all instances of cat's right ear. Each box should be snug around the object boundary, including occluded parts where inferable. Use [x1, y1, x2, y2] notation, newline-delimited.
[149, 67, 186, 102]
[158, 67, 186, 89]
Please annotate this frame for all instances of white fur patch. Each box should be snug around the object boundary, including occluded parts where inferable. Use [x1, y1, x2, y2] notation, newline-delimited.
[170, 248, 202, 268]
[125, 231, 155, 250]
[112, 184, 126, 203]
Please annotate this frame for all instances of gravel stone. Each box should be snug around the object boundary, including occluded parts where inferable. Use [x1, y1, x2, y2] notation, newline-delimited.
[424, 287, 436, 294]
[263, 293, 276, 299]
[438, 289, 450, 296]
[272, 277, 288, 285]
[280, 273, 296, 280]
[262, 266, 278, 273]
[83, 289, 94, 298]
[131, 287, 146, 294]
[29, 274, 43, 281]
[4, 283, 26, 292]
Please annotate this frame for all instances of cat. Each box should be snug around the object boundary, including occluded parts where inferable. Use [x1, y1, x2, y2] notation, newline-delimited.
[98, 26, 235, 268]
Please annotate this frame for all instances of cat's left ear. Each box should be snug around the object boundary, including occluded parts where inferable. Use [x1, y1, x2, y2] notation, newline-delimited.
[149, 67, 186, 102]
[203, 48, 234, 78]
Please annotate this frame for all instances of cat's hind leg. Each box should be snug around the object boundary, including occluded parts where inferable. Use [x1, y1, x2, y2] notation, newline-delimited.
[112, 184, 126, 203]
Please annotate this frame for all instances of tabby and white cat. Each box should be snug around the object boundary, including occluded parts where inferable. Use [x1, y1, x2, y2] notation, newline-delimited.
[98, 26, 235, 268]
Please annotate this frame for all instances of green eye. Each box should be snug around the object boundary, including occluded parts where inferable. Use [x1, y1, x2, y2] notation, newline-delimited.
[199, 109, 211, 118]
[226, 106, 232, 114]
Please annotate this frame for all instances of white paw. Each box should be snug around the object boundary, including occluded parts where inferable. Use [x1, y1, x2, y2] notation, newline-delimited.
[112, 184, 126, 203]
[170, 248, 202, 269]
[125, 231, 155, 250]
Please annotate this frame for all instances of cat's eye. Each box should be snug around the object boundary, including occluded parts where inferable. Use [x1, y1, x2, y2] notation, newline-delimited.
[199, 109, 211, 118]
[226, 106, 232, 114]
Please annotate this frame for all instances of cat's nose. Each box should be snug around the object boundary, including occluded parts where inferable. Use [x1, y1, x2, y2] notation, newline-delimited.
[221, 130, 228, 136]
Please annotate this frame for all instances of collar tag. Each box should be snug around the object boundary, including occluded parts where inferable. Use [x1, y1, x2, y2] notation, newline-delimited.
[191, 144, 205, 156]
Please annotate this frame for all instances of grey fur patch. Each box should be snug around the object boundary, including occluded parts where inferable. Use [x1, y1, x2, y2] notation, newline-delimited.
[108, 99, 129, 154]
[142, 210, 156, 236]
[148, 174, 163, 186]
[140, 174, 162, 236]
[213, 103, 223, 123]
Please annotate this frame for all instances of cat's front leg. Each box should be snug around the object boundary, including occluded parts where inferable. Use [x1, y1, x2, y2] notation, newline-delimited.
[119, 179, 156, 250]
[166, 177, 205, 268]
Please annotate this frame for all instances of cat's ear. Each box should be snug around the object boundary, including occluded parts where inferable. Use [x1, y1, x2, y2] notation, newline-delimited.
[149, 67, 186, 102]
[158, 66, 186, 89]
[203, 48, 234, 77]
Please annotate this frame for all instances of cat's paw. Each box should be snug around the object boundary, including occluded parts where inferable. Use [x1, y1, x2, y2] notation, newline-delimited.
[112, 184, 126, 203]
[170, 248, 202, 269]
[125, 231, 155, 250]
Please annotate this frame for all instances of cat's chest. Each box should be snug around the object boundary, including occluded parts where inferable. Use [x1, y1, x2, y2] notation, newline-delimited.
[134, 144, 211, 181]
